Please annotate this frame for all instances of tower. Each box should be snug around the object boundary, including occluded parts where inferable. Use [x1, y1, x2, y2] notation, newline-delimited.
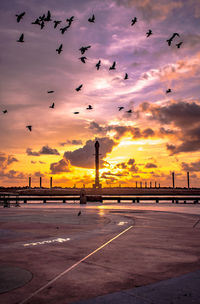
[93, 141, 101, 188]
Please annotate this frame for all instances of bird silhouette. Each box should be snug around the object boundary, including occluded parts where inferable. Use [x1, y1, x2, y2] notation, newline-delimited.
[86, 105, 93, 110]
[79, 56, 87, 63]
[167, 33, 180, 46]
[39, 14, 45, 21]
[77, 211, 81, 216]
[26, 125, 32, 131]
[17, 33, 24, 43]
[124, 73, 128, 80]
[56, 44, 63, 54]
[54, 20, 61, 28]
[88, 14, 95, 23]
[74, 111, 79, 114]
[166, 89, 172, 93]
[2, 110, 8, 114]
[118, 107, 124, 111]
[75, 85, 83, 91]
[66, 16, 74, 26]
[176, 42, 183, 48]
[166, 38, 173, 46]
[60, 26, 69, 34]
[44, 10, 52, 21]
[16, 12, 25, 22]
[126, 109, 132, 113]
[47, 90, 54, 93]
[146, 29, 152, 37]
[109, 61, 116, 70]
[32, 18, 40, 25]
[49, 102, 55, 108]
[79, 46, 91, 54]
[96, 60, 101, 70]
[131, 17, 137, 25]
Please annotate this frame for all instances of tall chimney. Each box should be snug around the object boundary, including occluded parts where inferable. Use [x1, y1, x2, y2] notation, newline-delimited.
[40, 177, 42, 188]
[93, 141, 101, 188]
[187, 172, 190, 189]
[172, 172, 175, 189]
[29, 177, 31, 188]
[50, 177, 52, 189]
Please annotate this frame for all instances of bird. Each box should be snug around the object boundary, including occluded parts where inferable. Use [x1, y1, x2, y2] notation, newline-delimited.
[118, 107, 124, 111]
[75, 84, 83, 91]
[16, 12, 25, 22]
[17, 33, 24, 43]
[44, 10, 52, 21]
[47, 90, 54, 93]
[60, 26, 69, 34]
[131, 17, 137, 25]
[2, 110, 8, 114]
[77, 211, 81, 216]
[56, 44, 63, 54]
[66, 16, 74, 26]
[176, 42, 183, 48]
[79, 46, 91, 54]
[86, 105, 93, 110]
[39, 14, 45, 21]
[126, 109, 132, 113]
[88, 14, 95, 23]
[109, 61, 116, 70]
[32, 18, 40, 25]
[167, 33, 180, 46]
[79, 56, 87, 63]
[124, 73, 128, 80]
[96, 60, 101, 70]
[166, 89, 172, 93]
[146, 29, 152, 37]
[74, 112, 79, 114]
[49, 102, 55, 108]
[54, 20, 61, 28]
[166, 38, 173, 46]
[26, 125, 32, 131]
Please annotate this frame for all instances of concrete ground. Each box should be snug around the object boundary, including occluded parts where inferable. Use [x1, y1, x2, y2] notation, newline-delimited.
[0, 203, 200, 304]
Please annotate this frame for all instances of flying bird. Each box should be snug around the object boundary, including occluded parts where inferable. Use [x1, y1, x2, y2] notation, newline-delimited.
[44, 10, 52, 21]
[126, 109, 132, 113]
[40, 21, 45, 29]
[17, 33, 24, 43]
[32, 18, 40, 25]
[56, 44, 63, 54]
[39, 14, 45, 21]
[49, 102, 55, 108]
[166, 38, 173, 46]
[2, 110, 8, 114]
[77, 211, 81, 216]
[60, 26, 69, 34]
[54, 20, 61, 28]
[75, 84, 83, 91]
[86, 105, 93, 110]
[131, 17, 137, 25]
[74, 112, 79, 114]
[109, 61, 116, 70]
[47, 90, 54, 93]
[176, 42, 183, 48]
[146, 29, 152, 37]
[79, 46, 91, 54]
[118, 107, 124, 111]
[79, 56, 87, 63]
[167, 33, 180, 46]
[66, 16, 74, 26]
[166, 89, 172, 93]
[26, 125, 32, 131]
[16, 12, 25, 22]
[124, 73, 128, 80]
[96, 60, 101, 70]
[88, 14, 95, 23]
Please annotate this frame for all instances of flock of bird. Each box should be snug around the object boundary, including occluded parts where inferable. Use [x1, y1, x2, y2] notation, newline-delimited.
[2, 10, 183, 132]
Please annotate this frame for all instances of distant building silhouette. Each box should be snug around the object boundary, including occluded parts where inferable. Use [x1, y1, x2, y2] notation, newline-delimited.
[93, 141, 101, 188]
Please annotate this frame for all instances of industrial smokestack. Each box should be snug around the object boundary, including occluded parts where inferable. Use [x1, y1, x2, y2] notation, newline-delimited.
[40, 177, 42, 188]
[172, 172, 175, 189]
[187, 172, 190, 189]
[29, 177, 31, 188]
[93, 141, 101, 188]
[50, 177, 52, 189]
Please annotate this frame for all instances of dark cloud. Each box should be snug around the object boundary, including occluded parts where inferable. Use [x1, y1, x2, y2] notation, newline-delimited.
[50, 159, 71, 174]
[0, 170, 25, 179]
[60, 140, 83, 146]
[159, 127, 176, 135]
[0, 153, 18, 169]
[26, 145, 60, 156]
[142, 128, 154, 138]
[63, 137, 116, 168]
[34, 171, 44, 177]
[145, 163, 157, 168]
[181, 160, 200, 172]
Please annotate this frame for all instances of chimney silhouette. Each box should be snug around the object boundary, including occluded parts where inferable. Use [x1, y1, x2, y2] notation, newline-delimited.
[93, 141, 101, 188]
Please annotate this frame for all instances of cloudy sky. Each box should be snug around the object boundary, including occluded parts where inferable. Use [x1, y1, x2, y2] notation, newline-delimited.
[0, 0, 200, 187]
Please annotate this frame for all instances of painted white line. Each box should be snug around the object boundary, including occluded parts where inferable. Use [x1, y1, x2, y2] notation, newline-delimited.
[24, 238, 70, 247]
[19, 225, 133, 304]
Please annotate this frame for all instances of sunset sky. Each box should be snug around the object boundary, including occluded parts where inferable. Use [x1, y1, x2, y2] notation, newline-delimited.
[0, 0, 200, 188]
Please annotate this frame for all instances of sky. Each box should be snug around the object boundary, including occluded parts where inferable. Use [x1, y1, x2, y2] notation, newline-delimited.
[0, 0, 200, 188]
